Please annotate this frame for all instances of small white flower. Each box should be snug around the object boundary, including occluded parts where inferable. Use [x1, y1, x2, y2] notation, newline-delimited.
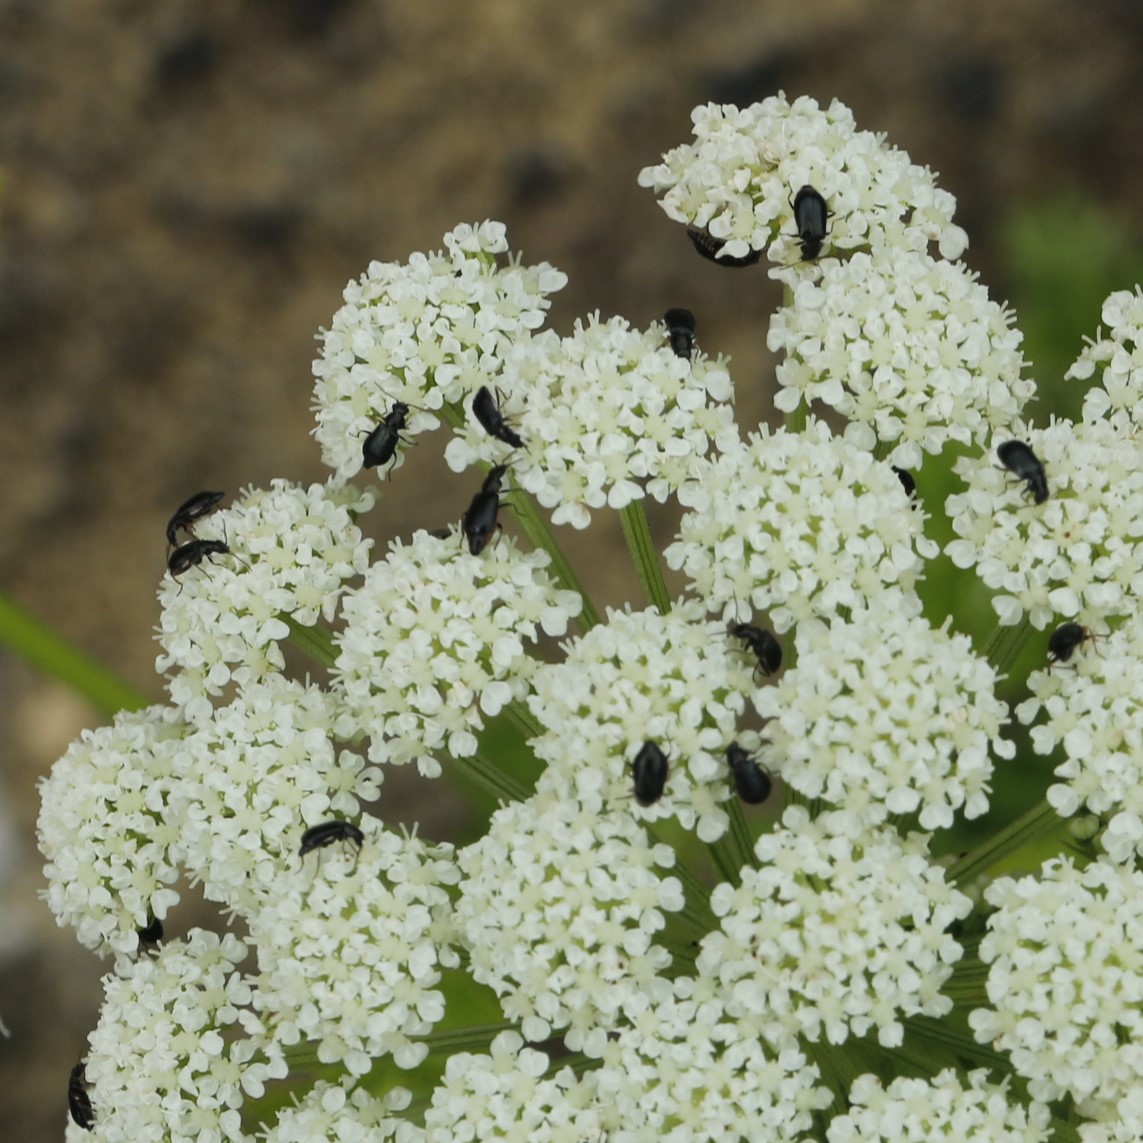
[424, 1030, 604, 1143]
[590, 979, 831, 1142]
[971, 857, 1143, 1116]
[667, 420, 936, 633]
[37, 705, 185, 957]
[455, 788, 684, 1046]
[638, 94, 966, 266]
[333, 527, 581, 776]
[247, 818, 459, 1076]
[527, 600, 756, 841]
[755, 604, 1013, 830]
[768, 249, 1032, 467]
[946, 420, 1143, 628]
[83, 929, 275, 1143]
[263, 1079, 421, 1143]
[1067, 286, 1143, 432]
[168, 677, 381, 917]
[1018, 617, 1143, 862]
[697, 807, 971, 1049]
[156, 479, 374, 713]
[444, 313, 736, 528]
[312, 221, 567, 482]
[826, 1069, 1052, 1142]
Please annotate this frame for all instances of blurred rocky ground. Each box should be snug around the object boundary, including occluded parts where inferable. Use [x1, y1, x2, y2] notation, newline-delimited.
[1, 1, 1140, 1137]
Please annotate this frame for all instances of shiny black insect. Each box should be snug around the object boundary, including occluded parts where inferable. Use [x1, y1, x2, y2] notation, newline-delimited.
[167, 538, 230, 578]
[726, 742, 772, 805]
[299, 820, 365, 861]
[997, 440, 1049, 505]
[361, 402, 411, 475]
[165, 490, 225, 547]
[891, 466, 917, 499]
[631, 740, 669, 806]
[137, 916, 164, 951]
[68, 1062, 95, 1132]
[729, 620, 782, 679]
[1047, 622, 1096, 667]
[472, 386, 524, 450]
[462, 464, 509, 555]
[686, 227, 762, 268]
[664, 308, 696, 359]
[791, 185, 829, 261]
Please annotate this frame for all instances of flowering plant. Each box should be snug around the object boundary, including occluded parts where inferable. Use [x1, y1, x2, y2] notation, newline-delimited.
[36, 93, 1143, 1141]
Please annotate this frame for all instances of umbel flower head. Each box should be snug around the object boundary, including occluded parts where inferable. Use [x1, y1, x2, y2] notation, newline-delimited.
[1017, 610, 1143, 864]
[37, 93, 1143, 1142]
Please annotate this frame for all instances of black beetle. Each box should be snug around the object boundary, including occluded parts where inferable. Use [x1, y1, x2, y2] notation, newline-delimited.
[686, 228, 762, 268]
[167, 538, 231, 579]
[726, 742, 772, 805]
[631, 740, 669, 806]
[1047, 622, 1097, 667]
[729, 620, 782, 679]
[462, 465, 509, 555]
[891, 466, 917, 499]
[791, 186, 829, 261]
[664, 308, 697, 359]
[361, 402, 412, 475]
[472, 386, 524, 450]
[137, 916, 164, 952]
[165, 490, 225, 548]
[68, 1062, 95, 1131]
[299, 820, 365, 862]
[997, 440, 1049, 505]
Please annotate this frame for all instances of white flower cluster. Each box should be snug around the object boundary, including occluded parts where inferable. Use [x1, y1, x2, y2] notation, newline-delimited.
[1067, 286, 1143, 431]
[1017, 614, 1143, 863]
[247, 818, 459, 1077]
[946, 419, 1143, 628]
[755, 605, 1012, 830]
[637, 93, 966, 265]
[312, 220, 567, 482]
[768, 249, 1032, 467]
[168, 677, 380, 915]
[157, 479, 374, 714]
[697, 807, 971, 1049]
[455, 789, 683, 1046]
[527, 601, 756, 841]
[263, 1079, 419, 1143]
[667, 420, 936, 633]
[333, 528, 582, 775]
[971, 857, 1143, 1117]
[81, 930, 275, 1143]
[423, 1031, 604, 1143]
[444, 313, 737, 529]
[590, 980, 831, 1142]
[38, 705, 184, 957]
[46, 91, 1141, 1141]
[826, 1069, 1051, 1143]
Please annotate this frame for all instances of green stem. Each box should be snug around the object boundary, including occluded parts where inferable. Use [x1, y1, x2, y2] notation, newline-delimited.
[903, 1015, 1013, 1073]
[947, 799, 1062, 885]
[983, 616, 1032, 675]
[725, 798, 756, 872]
[619, 501, 671, 614]
[506, 699, 541, 741]
[0, 590, 151, 715]
[283, 615, 339, 670]
[418, 1022, 516, 1057]
[452, 750, 530, 803]
[509, 485, 602, 630]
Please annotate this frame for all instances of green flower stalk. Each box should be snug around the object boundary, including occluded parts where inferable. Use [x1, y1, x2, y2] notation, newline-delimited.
[34, 94, 1143, 1141]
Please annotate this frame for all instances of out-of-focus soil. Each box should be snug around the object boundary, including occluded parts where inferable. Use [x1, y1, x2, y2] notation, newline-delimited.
[2, 2, 1141, 1138]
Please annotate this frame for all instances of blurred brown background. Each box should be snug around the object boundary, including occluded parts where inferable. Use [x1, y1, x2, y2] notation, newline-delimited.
[2, 1, 1141, 1137]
